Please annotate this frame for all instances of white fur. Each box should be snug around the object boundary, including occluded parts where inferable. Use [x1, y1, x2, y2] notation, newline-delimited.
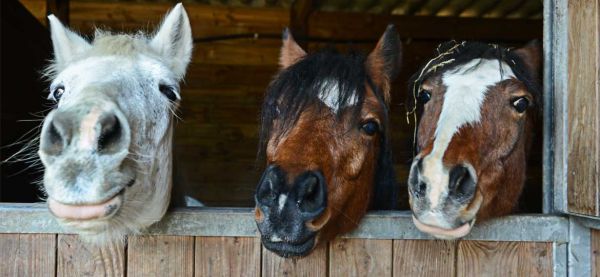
[422, 58, 515, 208]
[278, 194, 287, 212]
[317, 79, 358, 112]
[39, 4, 193, 245]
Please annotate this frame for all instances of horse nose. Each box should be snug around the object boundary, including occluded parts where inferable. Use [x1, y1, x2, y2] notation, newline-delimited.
[448, 165, 476, 202]
[40, 107, 129, 156]
[408, 159, 427, 198]
[294, 171, 326, 219]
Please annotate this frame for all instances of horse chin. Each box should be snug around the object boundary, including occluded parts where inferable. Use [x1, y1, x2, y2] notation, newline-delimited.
[412, 215, 476, 240]
[262, 233, 318, 258]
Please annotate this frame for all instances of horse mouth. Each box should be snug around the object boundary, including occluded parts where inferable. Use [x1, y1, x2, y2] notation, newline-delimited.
[261, 234, 317, 258]
[48, 187, 126, 221]
[412, 215, 475, 239]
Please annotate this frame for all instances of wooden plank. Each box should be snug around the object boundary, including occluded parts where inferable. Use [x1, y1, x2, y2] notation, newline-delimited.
[329, 238, 392, 276]
[0, 234, 56, 277]
[567, 0, 600, 216]
[593, 229, 600, 277]
[262, 243, 327, 277]
[195, 237, 260, 277]
[18, 0, 46, 25]
[392, 240, 456, 277]
[290, 0, 315, 47]
[456, 241, 553, 276]
[127, 235, 194, 277]
[57, 234, 125, 277]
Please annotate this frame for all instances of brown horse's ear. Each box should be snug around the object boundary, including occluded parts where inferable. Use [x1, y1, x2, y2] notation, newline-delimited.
[366, 24, 402, 104]
[279, 28, 307, 69]
[513, 40, 542, 82]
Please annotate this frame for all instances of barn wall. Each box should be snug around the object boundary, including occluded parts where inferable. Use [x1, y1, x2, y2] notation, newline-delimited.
[13, 1, 543, 209]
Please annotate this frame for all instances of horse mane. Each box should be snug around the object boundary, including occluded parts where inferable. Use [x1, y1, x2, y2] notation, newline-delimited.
[407, 41, 542, 114]
[258, 48, 397, 210]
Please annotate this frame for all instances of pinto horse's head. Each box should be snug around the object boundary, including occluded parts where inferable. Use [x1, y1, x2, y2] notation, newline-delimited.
[255, 26, 401, 257]
[38, 4, 192, 244]
[407, 41, 542, 239]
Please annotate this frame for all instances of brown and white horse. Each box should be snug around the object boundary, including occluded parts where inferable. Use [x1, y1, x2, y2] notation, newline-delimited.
[407, 41, 542, 239]
[254, 26, 402, 257]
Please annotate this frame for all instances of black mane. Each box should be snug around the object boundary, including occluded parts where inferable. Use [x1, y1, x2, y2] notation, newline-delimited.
[408, 41, 542, 112]
[258, 48, 397, 210]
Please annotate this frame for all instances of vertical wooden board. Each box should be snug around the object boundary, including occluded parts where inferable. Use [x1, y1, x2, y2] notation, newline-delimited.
[393, 240, 456, 277]
[0, 233, 56, 277]
[457, 241, 553, 276]
[262, 243, 327, 277]
[195, 236, 260, 277]
[127, 235, 194, 277]
[57, 234, 125, 277]
[592, 229, 600, 277]
[567, 0, 600, 216]
[329, 238, 392, 277]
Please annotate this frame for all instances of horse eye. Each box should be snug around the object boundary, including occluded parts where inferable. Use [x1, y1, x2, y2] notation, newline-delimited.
[159, 84, 178, 102]
[512, 97, 529, 113]
[52, 86, 65, 101]
[361, 120, 379, 136]
[418, 90, 432, 104]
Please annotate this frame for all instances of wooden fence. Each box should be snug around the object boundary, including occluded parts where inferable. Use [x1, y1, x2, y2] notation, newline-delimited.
[2, 203, 597, 276]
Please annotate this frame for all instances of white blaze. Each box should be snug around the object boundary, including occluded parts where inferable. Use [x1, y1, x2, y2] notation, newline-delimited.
[422, 58, 515, 209]
[317, 79, 358, 112]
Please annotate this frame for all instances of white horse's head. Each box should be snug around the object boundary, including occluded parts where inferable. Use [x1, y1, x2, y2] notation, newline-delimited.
[38, 4, 192, 244]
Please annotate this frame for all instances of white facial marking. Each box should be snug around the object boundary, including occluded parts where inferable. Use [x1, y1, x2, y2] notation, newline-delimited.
[78, 107, 102, 149]
[317, 79, 358, 112]
[278, 194, 287, 212]
[271, 235, 283, 242]
[423, 58, 515, 208]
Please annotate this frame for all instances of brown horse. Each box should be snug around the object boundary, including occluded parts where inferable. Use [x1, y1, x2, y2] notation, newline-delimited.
[254, 26, 402, 257]
[407, 41, 542, 239]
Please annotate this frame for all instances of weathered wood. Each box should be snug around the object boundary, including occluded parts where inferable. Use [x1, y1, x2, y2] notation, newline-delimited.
[393, 240, 456, 277]
[290, 0, 315, 47]
[593, 229, 600, 277]
[19, 0, 46, 25]
[456, 241, 553, 276]
[0, 234, 56, 277]
[567, 0, 600, 216]
[262, 243, 327, 277]
[329, 238, 392, 276]
[127, 235, 194, 277]
[195, 237, 261, 277]
[57, 234, 125, 277]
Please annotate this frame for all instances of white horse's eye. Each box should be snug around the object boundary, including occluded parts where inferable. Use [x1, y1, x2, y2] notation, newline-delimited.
[52, 86, 65, 101]
[159, 84, 179, 102]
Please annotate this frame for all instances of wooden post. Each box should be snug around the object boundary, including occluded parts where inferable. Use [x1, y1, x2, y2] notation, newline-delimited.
[290, 0, 315, 48]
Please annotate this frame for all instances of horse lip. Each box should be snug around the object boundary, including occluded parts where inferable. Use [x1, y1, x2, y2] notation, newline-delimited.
[412, 215, 475, 239]
[262, 234, 317, 257]
[48, 188, 126, 221]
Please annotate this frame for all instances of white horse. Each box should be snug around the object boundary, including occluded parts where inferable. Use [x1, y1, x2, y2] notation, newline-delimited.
[38, 4, 192, 244]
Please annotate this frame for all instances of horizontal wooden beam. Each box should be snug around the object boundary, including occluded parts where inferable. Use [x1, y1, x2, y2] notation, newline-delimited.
[0, 203, 569, 242]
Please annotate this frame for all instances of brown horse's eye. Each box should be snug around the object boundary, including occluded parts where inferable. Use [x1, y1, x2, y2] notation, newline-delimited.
[52, 85, 65, 101]
[361, 120, 379, 136]
[512, 97, 529, 113]
[418, 90, 431, 104]
[159, 84, 179, 102]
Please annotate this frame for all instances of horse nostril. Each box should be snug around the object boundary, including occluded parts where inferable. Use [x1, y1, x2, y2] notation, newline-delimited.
[449, 165, 476, 201]
[97, 114, 122, 153]
[256, 165, 283, 207]
[418, 181, 427, 196]
[40, 113, 70, 156]
[296, 171, 326, 217]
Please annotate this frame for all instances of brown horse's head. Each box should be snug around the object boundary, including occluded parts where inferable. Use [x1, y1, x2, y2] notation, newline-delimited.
[255, 26, 401, 257]
[407, 41, 542, 239]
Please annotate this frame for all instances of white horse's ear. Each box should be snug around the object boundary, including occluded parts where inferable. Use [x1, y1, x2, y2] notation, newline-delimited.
[48, 14, 91, 69]
[150, 3, 193, 79]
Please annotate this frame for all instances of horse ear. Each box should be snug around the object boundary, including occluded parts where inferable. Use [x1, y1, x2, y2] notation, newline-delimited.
[513, 40, 542, 82]
[279, 28, 307, 69]
[150, 3, 193, 79]
[366, 24, 402, 104]
[47, 15, 91, 70]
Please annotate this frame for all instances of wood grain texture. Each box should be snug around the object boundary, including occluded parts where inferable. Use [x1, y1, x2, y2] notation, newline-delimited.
[57, 234, 125, 277]
[262, 243, 327, 277]
[0, 234, 56, 277]
[329, 238, 392, 277]
[593, 229, 600, 277]
[127, 235, 194, 277]
[457, 241, 553, 276]
[393, 240, 456, 277]
[567, 0, 600, 216]
[195, 237, 260, 277]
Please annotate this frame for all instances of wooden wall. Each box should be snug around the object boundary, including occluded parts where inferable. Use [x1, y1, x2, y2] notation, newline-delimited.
[0, 233, 555, 276]
[14, 0, 543, 210]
